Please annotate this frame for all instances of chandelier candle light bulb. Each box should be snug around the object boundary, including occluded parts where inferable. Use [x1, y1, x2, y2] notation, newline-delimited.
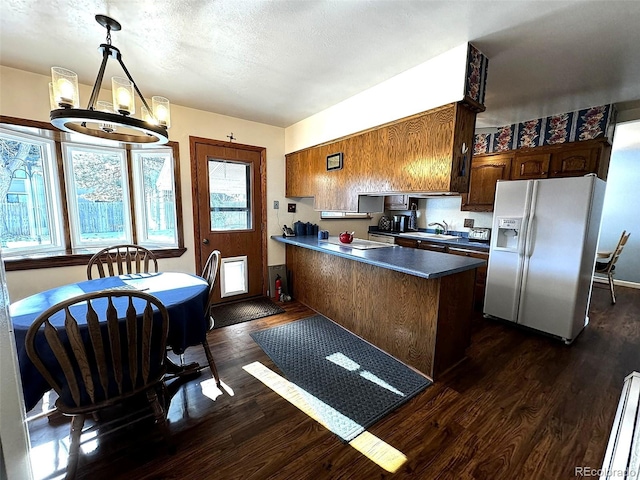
[112, 77, 134, 115]
[152, 96, 171, 128]
[51, 67, 79, 108]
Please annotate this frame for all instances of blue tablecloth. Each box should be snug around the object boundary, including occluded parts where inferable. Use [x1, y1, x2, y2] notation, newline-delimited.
[10, 272, 209, 412]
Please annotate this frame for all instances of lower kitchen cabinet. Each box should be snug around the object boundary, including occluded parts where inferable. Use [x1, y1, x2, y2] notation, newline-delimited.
[397, 238, 488, 309]
[447, 246, 489, 310]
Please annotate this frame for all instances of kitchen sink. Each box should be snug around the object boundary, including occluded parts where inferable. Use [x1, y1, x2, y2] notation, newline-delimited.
[400, 232, 460, 240]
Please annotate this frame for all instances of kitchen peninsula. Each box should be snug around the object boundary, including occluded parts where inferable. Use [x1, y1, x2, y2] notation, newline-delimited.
[272, 235, 486, 379]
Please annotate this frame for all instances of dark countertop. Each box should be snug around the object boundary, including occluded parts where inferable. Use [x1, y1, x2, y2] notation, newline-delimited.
[368, 229, 490, 252]
[272, 235, 486, 280]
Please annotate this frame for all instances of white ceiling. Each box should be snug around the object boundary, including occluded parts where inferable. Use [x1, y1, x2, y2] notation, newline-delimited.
[1, 0, 640, 129]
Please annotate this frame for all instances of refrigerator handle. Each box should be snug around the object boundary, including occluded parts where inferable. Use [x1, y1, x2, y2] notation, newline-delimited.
[524, 181, 539, 258]
[515, 180, 537, 321]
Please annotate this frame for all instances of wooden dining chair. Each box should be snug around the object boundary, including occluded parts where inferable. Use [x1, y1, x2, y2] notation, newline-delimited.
[25, 290, 173, 479]
[87, 244, 158, 280]
[199, 250, 222, 386]
[595, 230, 631, 304]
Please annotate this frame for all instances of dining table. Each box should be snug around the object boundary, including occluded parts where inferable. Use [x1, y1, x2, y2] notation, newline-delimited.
[10, 271, 209, 412]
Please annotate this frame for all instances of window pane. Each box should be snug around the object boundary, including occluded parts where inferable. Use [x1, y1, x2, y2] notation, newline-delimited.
[133, 150, 177, 245]
[208, 160, 251, 231]
[64, 145, 130, 246]
[0, 131, 61, 252]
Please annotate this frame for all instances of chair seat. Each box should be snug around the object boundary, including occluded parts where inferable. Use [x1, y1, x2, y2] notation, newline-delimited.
[596, 262, 615, 273]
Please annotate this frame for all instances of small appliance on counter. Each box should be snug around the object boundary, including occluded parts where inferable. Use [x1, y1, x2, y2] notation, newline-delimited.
[468, 227, 491, 243]
[392, 215, 409, 233]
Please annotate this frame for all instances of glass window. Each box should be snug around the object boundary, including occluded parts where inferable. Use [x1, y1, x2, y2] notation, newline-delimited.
[63, 144, 131, 247]
[208, 160, 252, 231]
[132, 150, 177, 245]
[0, 129, 62, 252]
[0, 118, 184, 268]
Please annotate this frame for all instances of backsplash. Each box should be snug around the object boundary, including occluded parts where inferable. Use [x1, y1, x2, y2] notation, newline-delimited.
[473, 104, 616, 155]
[414, 196, 493, 233]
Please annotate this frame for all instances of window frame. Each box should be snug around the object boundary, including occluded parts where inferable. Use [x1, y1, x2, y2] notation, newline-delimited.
[0, 128, 65, 254]
[207, 159, 254, 232]
[0, 115, 186, 271]
[131, 148, 178, 246]
[62, 142, 132, 248]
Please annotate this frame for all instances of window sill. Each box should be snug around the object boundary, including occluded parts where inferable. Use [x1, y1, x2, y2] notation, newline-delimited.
[3, 247, 187, 271]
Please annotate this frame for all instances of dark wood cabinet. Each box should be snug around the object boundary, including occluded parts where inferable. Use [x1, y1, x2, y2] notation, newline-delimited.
[463, 138, 611, 212]
[384, 195, 419, 211]
[461, 153, 513, 212]
[511, 152, 551, 180]
[416, 240, 448, 253]
[447, 246, 489, 310]
[549, 143, 601, 177]
[396, 238, 488, 310]
[394, 237, 418, 248]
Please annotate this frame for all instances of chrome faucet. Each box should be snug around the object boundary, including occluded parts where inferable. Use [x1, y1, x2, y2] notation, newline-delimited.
[428, 220, 449, 234]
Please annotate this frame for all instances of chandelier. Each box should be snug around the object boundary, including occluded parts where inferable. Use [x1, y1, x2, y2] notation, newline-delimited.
[49, 15, 170, 145]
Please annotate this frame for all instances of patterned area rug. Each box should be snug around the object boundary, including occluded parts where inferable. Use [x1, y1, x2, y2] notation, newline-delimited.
[211, 297, 285, 329]
[250, 314, 432, 441]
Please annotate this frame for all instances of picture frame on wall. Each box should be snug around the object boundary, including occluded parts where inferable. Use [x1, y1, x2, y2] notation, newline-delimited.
[326, 152, 343, 171]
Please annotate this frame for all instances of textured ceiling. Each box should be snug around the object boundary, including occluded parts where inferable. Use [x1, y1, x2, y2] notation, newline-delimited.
[1, 0, 639, 129]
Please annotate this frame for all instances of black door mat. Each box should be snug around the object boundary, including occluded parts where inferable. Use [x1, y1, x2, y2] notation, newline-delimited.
[211, 297, 285, 329]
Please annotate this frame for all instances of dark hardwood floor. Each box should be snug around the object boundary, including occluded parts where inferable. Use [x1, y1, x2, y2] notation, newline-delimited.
[27, 284, 640, 480]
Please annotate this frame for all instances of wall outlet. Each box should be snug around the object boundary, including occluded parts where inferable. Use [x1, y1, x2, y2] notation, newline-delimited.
[464, 218, 475, 228]
[287, 203, 296, 213]
[273, 200, 279, 209]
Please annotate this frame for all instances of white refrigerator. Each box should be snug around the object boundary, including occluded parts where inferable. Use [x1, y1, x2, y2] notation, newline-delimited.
[483, 175, 606, 343]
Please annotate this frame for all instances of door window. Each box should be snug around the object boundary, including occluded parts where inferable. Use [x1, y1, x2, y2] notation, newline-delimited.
[208, 160, 252, 231]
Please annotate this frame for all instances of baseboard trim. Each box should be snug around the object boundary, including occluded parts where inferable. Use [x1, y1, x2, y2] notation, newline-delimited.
[593, 276, 640, 290]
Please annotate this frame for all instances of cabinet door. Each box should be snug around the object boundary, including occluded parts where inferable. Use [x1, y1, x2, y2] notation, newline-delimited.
[416, 241, 447, 253]
[394, 237, 418, 248]
[511, 153, 551, 180]
[384, 195, 414, 211]
[461, 154, 513, 212]
[448, 247, 489, 310]
[549, 145, 599, 177]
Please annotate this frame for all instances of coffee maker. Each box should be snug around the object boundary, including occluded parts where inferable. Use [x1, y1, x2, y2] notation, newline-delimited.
[392, 215, 409, 233]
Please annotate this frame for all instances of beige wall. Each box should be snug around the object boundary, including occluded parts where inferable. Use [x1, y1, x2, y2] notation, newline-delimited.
[284, 43, 468, 153]
[0, 66, 286, 300]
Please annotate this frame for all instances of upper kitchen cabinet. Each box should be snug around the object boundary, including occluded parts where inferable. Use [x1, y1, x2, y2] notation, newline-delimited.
[463, 138, 611, 212]
[510, 152, 551, 180]
[548, 140, 610, 178]
[285, 102, 479, 211]
[461, 152, 513, 212]
[384, 195, 419, 211]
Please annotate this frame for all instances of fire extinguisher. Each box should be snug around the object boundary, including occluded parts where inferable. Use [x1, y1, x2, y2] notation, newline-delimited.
[275, 274, 282, 299]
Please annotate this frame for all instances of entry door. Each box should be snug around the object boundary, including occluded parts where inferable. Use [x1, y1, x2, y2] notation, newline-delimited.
[191, 137, 267, 304]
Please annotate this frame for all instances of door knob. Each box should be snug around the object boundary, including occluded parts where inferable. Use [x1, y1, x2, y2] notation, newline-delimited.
[202, 238, 209, 245]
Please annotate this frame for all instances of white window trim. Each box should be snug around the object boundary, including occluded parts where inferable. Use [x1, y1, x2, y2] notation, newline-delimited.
[0, 128, 64, 254]
[131, 148, 178, 246]
[62, 143, 132, 248]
